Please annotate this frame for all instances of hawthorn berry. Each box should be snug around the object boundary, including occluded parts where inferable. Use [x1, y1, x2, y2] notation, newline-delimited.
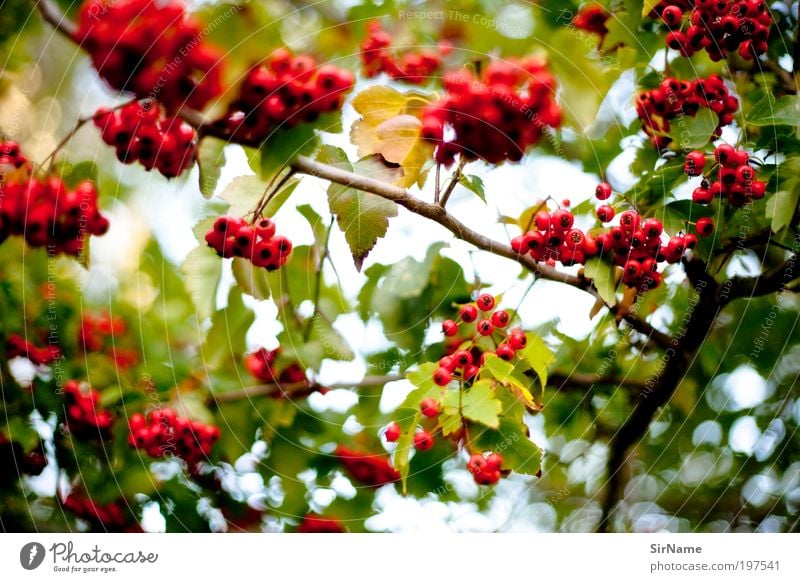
[459, 304, 479, 323]
[595, 182, 612, 200]
[128, 408, 220, 466]
[420, 398, 440, 418]
[495, 344, 515, 361]
[684, 151, 706, 176]
[476, 293, 495, 311]
[384, 422, 401, 442]
[491, 310, 510, 328]
[360, 22, 442, 84]
[335, 445, 400, 487]
[206, 216, 292, 272]
[508, 329, 527, 350]
[413, 431, 434, 451]
[453, 350, 473, 368]
[477, 320, 495, 336]
[596, 205, 615, 223]
[433, 367, 452, 386]
[695, 217, 715, 236]
[442, 319, 459, 336]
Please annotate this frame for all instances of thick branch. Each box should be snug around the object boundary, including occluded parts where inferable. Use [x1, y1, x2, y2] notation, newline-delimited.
[35, 0, 77, 39]
[210, 375, 398, 404]
[548, 372, 647, 393]
[597, 258, 719, 532]
[722, 252, 800, 304]
[291, 156, 674, 350]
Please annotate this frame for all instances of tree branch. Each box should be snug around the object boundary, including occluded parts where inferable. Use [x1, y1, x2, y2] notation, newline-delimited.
[210, 375, 398, 404]
[548, 372, 647, 393]
[721, 251, 800, 304]
[597, 258, 719, 531]
[35, 0, 77, 39]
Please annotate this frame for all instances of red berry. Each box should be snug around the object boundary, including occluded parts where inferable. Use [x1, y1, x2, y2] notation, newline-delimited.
[385, 422, 401, 442]
[433, 367, 452, 386]
[495, 344, 515, 361]
[420, 398, 440, 418]
[695, 217, 715, 236]
[491, 310, 510, 328]
[413, 431, 434, 451]
[459, 304, 479, 323]
[477, 320, 495, 336]
[596, 205, 615, 222]
[508, 329, 527, 350]
[684, 151, 706, 176]
[595, 182, 612, 200]
[714, 144, 737, 167]
[453, 350, 473, 368]
[442, 320, 459, 336]
[476, 293, 495, 311]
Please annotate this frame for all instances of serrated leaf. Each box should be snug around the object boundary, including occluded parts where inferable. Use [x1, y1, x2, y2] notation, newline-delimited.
[668, 109, 719, 150]
[584, 256, 619, 306]
[747, 94, 800, 126]
[197, 137, 226, 198]
[460, 380, 501, 428]
[519, 334, 554, 389]
[218, 175, 265, 217]
[458, 174, 486, 203]
[257, 124, 320, 179]
[480, 354, 539, 410]
[473, 418, 541, 476]
[180, 245, 222, 321]
[317, 145, 398, 270]
[766, 189, 800, 233]
[350, 85, 434, 187]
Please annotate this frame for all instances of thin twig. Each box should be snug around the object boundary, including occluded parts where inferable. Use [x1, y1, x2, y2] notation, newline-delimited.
[439, 157, 466, 208]
[303, 216, 335, 341]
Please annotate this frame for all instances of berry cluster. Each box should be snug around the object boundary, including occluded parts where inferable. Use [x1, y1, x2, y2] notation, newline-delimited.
[420, 58, 561, 165]
[128, 408, 220, 466]
[687, 144, 766, 207]
[78, 312, 139, 368]
[467, 452, 505, 485]
[0, 175, 109, 255]
[573, 3, 611, 39]
[651, 0, 771, 61]
[63, 380, 114, 439]
[0, 139, 30, 176]
[74, 0, 223, 111]
[205, 216, 292, 271]
[6, 333, 61, 366]
[593, 184, 695, 290]
[63, 491, 141, 532]
[511, 208, 600, 267]
[244, 348, 308, 384]
[297, 513, 345, 533]
[94, 101, 198, 178]
[334, 445, 400, 487]
[635, 75, 738, 149]
[438, 293, 528, 381]
[214, 49, 354, 143]
[0, 434, 47, 480]
[360, 21, 444, 84]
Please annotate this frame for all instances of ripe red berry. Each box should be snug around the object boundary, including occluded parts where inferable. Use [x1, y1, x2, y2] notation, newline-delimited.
[433, 367, 452, 386]
[596, 205, 615, 222]
[413, 431, 434, 451]
[476, 293, 495, 311]
[534, 211, 551, 231]
[420, 398, 440, 418]
[508, 329, 527, 350]
[552, 209, 575, 230]
[714, 144, 737, 166]
[692, 187, 713, 204]
[491, 310, 510, 328]
[495, 344, 515, 361]
[442, 320, 459, 336]
[684, 151, 706, 176]
[477, 320, 495, 336]
[661, 5, 683, 27]
[459, 304, 479, 323]
[695, 217, 715, 236]
[453, 350, 473, 368]
[385, 422, 401, 442]
[595, 182, 612, 200]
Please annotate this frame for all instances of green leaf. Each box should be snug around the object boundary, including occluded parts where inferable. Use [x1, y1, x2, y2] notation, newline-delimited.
[747, 94, 800, 126]
[480, 355, 538, 410]
[642, 0, 660, 17]
[766, 189, 800, 233]
[459, 380, 501, 428]
[519, 333, 555, 389]
[180, 245, 222, 321]
[258, 124, 319, 179]
[219, 175, 298, 219]
[458, 174, 486, 203]
[393, 408, 421, 494]
[584, 256, 618, 306]
[318, 146, 399, 271]
[668, 109, 719, 150]
[200, 288, 254, 371]
[473, 418, 541, 476]
[197, 138, 226, 198]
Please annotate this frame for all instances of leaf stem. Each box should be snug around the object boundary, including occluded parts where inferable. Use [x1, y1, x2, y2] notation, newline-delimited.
[303, 216, 335, 341]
